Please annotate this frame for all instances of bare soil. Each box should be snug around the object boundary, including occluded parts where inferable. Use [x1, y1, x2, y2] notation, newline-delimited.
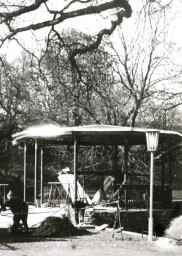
[0, 228, 181, 256]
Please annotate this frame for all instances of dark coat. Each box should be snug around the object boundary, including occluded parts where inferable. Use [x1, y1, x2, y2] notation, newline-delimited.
[4, 197, 28, 214]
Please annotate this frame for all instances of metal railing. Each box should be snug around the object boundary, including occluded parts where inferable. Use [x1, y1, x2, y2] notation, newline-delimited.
[114, 184, 172, 209]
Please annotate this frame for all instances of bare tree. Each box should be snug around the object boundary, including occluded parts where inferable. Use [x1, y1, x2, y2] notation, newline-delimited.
[107, 0, 180, 127]
[30, 29, 118, 126]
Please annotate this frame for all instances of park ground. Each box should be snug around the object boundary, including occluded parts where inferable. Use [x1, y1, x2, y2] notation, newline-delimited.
[0, 228, 182, 256]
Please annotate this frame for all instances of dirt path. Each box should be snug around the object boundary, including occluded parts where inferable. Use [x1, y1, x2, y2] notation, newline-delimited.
[0, 229, 181, 256]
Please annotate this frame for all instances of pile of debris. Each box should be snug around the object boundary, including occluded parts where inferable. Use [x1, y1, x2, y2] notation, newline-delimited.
[33, 216, 88, 238]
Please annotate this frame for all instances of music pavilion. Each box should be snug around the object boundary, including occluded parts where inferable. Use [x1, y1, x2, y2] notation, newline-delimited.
[12, 124, 182, 239]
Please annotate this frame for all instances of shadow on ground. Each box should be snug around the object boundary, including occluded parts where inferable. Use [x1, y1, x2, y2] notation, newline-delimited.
[0, 228, 92, 244]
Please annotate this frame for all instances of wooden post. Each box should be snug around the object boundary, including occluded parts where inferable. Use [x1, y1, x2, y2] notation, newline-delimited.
[24, 141, 27, 201]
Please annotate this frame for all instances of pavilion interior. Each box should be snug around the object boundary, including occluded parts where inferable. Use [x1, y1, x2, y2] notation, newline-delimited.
[11, 124, 182, 210]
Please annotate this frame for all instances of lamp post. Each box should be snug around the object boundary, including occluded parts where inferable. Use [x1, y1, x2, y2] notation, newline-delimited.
[146, 130, 159, 241]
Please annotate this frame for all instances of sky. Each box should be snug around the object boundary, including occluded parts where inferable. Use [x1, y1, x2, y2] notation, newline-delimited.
[0, 0, 182, 62]
[0, 0, 107, 60]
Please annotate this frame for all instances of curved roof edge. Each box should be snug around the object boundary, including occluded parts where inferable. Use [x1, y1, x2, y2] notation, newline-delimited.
[12, 124, 72, 141]
[12, 124, 182, 145]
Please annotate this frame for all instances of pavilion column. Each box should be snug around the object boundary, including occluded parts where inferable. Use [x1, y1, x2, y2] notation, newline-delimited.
[161, 156, 165, 188]
[124, 145, 128, 209]
[124, 146, 128, 182]
[168, 152, 173, 208]
[40, 144, 44, 206]
[34, 139, 38, 205]
[74, 136, 78, 202]
[113, 145, 118, 191]
[161, 155, 165, 208]
[168, 152, 173, 186]
[24, 141, 27, 201]
[74, 136, 78, 223]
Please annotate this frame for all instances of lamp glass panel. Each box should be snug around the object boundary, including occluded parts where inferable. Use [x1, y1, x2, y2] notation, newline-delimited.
[146, 131, 159, 151]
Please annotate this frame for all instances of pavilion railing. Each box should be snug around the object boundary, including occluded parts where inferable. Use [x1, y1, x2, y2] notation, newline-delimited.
[115, 184, 172, 209]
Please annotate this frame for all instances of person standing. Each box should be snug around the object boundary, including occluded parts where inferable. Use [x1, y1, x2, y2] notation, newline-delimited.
[73, 199, 87, 224]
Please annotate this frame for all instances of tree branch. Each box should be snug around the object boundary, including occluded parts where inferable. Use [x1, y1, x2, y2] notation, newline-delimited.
[0, 0, 132, 45]
[0, 0, 48, 20]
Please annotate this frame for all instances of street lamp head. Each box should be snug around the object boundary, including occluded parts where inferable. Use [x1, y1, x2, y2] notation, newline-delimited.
[146, 130, 159, 152]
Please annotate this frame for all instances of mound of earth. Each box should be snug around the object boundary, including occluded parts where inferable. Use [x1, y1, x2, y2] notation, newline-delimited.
[165, 215, 182, 240]
[32, 216, 88, 238]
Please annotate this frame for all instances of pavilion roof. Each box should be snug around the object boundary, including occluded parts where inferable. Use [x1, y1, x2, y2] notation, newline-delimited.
[12, 124, 182, 146]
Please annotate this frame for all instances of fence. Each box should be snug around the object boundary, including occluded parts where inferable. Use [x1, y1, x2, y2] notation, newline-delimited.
[115, 184, 172, 209]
